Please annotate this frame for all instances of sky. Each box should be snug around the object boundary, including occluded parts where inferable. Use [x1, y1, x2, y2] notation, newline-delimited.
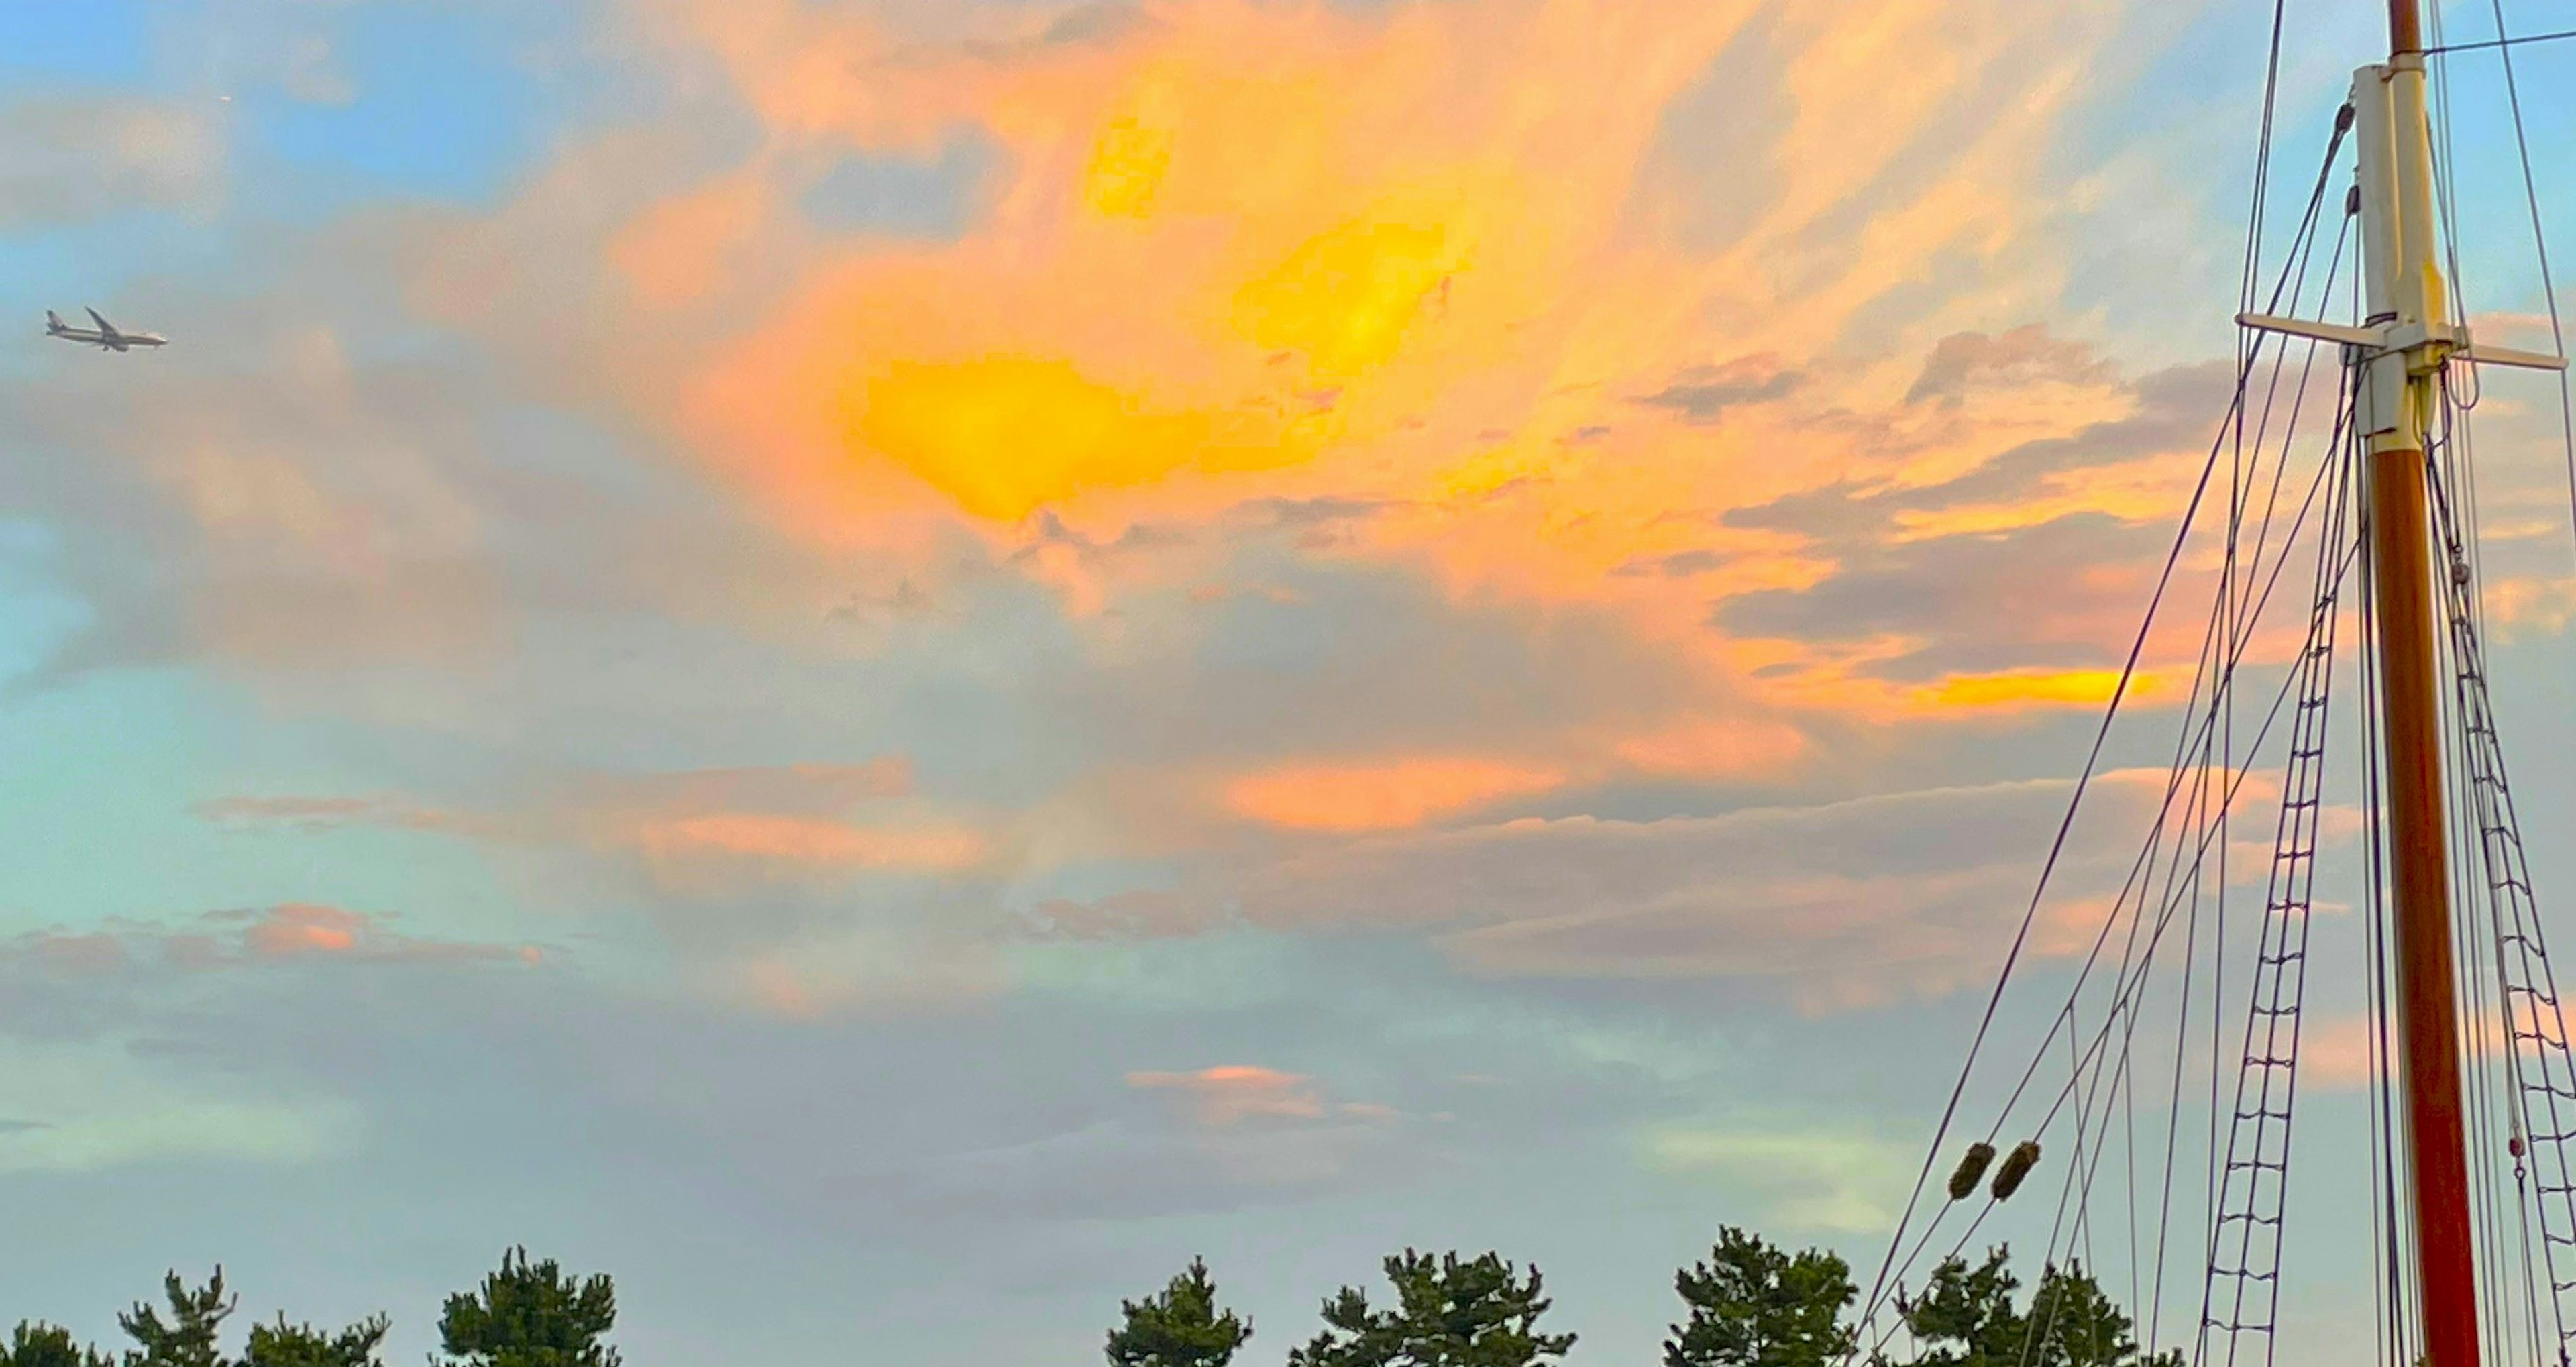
[5, 1, 2576, 1363]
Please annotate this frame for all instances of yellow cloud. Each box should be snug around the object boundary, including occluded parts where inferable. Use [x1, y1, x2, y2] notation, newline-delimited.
[1234, 213, 1463, 378]
[846, 356, 1301, 521]
[1919, 667, 2179, 713]
[1085, 114, 1175, 218]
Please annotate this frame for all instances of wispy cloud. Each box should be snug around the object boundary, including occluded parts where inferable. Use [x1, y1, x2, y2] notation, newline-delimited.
[1222, 757, 1566, 832]
[3, 905, 542, 973]
[0, 1039, 358, 1174]
[196, 759, 990, 885]
[1128, 1064, 1328, 1127]
[0, 96, 224, 227]
[1642, 1119, 1915, 1232]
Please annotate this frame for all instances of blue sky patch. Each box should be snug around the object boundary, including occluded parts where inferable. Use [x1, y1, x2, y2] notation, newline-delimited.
[248, 5, 553, 209]
[0, 0, 152, 85]
[800, 131, 1002, 240]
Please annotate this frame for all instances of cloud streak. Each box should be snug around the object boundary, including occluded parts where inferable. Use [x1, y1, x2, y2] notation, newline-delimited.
[3, 905, 543, 973]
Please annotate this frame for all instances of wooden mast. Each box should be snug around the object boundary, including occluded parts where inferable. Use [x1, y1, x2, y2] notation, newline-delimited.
[2387, 0, 2421, 59]
[2367, 2, 2479, 1364]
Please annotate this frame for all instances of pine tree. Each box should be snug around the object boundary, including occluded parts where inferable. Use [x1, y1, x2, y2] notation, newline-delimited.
[238, 1314, 388, 1367]
[1106, 1258, 1252, 1367]
[4, 1322, 112, 1367]
[2021, 1264, 2179, 1367]
[1888, 1250, 2179, 1367]
[1287, 1250, 1575, 1367]
[434, 1248, 620, 1367]
[1664, 1227, 1857, 1367]
[1890, 1247, 2020, 1367]
[117, 1270, 235, 1367]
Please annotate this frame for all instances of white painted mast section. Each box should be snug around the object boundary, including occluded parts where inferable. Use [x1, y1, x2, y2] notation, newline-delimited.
[2239, 60, 2564, 376]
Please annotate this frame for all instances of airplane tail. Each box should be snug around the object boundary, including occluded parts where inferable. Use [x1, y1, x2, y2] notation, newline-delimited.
[44, 310, 65, 333]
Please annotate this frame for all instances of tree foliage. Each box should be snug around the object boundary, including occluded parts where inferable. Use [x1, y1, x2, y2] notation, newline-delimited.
[4, 1323, 112, 1367]
[89, 1268, 388, 1367]
[1106, 1258, 1252, 1367]
[1286, 1250, 1574, 1367]
[2020, 1265, 2177, 1367]
[433, 1248, 621, 1367]
[1664, 1227, 1856, 1367]
[117, 1270, 237, 1367]
[1886, 1249, 2179, 1367]
[238, 1315, 388, 1367]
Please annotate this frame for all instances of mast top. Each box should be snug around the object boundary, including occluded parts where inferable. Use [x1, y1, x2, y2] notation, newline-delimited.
[2390, 0, 2422, 58]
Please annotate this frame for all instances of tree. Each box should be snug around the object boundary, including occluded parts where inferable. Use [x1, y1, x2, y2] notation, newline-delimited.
[1665, 1227, 1857, 1367]
[1106, 1258, 1252, 1367]
[239, 1315, 388, 1367]
[2020, 1264, 2176, 1367]
[434, 1249, 620, 1367]
[4, 1322, 111, 1367]
[106, 1267, 388, 1367]
[1889, 1249, 2178, 1367]
[119, 1270, 236, 1367]
[1286, 1249, 1575, 1367]
[1888, 1248, 2017, 1367]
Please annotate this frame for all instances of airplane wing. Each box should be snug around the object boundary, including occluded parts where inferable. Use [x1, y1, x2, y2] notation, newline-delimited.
[85, 307, 118, 339]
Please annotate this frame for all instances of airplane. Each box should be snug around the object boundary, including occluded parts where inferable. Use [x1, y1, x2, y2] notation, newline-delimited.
[45, 308, 166, 351]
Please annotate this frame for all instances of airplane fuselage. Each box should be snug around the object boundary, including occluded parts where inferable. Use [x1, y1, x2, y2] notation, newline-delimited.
[45, 309, 165, 351]
[46, 328, 166, 351]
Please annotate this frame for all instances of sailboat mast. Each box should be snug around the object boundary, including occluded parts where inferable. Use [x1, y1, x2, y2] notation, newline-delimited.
[2388, 0, 2421, 57]
[2362, 1, 2479, 1364]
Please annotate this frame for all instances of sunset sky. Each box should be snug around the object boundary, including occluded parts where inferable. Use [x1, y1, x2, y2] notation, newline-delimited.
[6, 1, 2576, 1362]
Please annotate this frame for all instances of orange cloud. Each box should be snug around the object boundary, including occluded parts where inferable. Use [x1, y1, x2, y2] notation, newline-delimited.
[245, 903, 364, 956]
[657, 0, 1778, 541]
[1126, 1065, 1327, 1127]
[607, 169, 773, 309]
[412, 0, 2178, 763]
[2482, 574, 2576, 637]
[644, 0, 2141, 716]
[1611, 717, 1810, 780]
[2301, 1015, 2374, 1091]
[2302, 1009, 2522, 1094]
[231, 903, 543, 965]
[197, 760, 989, 891]
[1224, 756, 1566, 832]
[634, 813, 985, 871]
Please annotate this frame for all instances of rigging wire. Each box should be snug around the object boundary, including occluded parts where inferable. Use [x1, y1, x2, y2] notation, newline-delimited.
[1855, 438, 2357, 1360]
[1862, 8, 2576, 1354]
[2426, 16, 2576, 1346]
[2201, 376, 2356, 1367]
[2421, 25, 2576, 57]
[1845, 159, 2328, 1338]
[1860, 428, 2339, 1352]
[2416, 32, 2532, 1348]
[2473, 0, 2576, 573]
[1858, 431, 2359, 1364]
[1948, 207, 2352, 1191]
[2427, 423, 2576, 1360]
[1858, 362, 2352, 1356]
